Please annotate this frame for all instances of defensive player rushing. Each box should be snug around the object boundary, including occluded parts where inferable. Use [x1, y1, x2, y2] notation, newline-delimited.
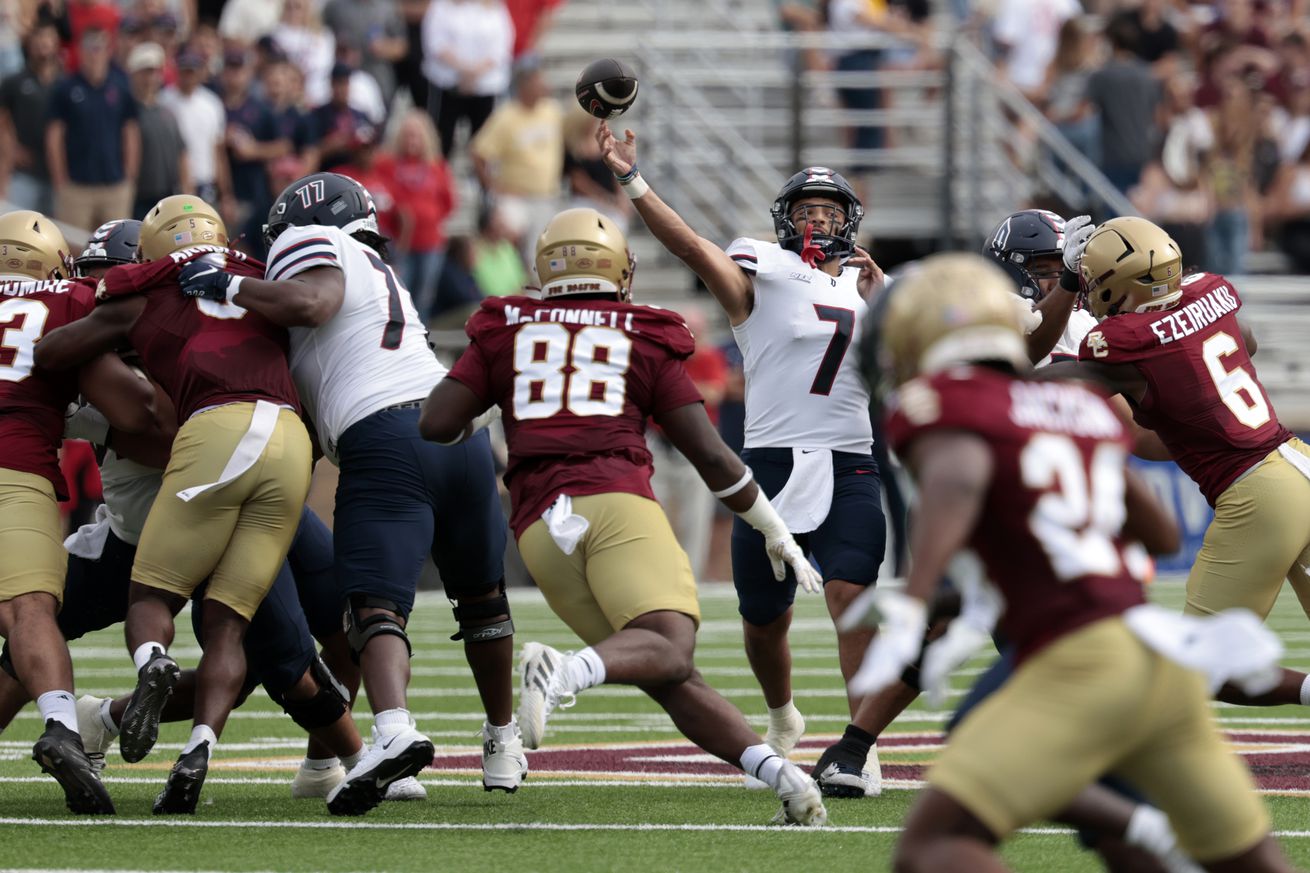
[1046, 216, 1310, 711]
[853, 252, 1294, 873]
[598, 122, 886, 797]
[419, 207, 828, 825]
[34, 196, 314, 814]
[0, 211, 159, 814]
[177, 173, 519, 815]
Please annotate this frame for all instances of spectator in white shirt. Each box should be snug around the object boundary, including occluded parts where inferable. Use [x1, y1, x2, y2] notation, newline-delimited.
[991, 0, 1082, 99]
[421, 0, 514, 157]
[160, 49, 234, 220]
[271, 0, 335, 108]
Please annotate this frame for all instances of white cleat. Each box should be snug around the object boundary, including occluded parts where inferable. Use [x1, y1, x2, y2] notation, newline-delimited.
[481, 720, 528, 792]
[864, 745, 882, 798]
[291, 761, 347, 798]
[517, 643, 575, 750]
[326, 726, 434, 816]
[74, 695, 114, 774]
[384, 776, 427, 801]
[746, 706, 806, 789]
[771, 761, 828, 827]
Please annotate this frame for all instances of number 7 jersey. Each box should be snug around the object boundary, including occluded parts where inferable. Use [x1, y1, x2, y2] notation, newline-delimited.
[447, 295, 703, 537]
[726, 238, 873, 453]
[265, 225, 445, 461]
[1077, 272, 1292, 505]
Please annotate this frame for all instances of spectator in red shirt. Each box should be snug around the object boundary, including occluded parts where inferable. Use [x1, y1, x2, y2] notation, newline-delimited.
[376, 108, 457, 322]
[65, 0, 119, 69]
[504, 0, 562, 60]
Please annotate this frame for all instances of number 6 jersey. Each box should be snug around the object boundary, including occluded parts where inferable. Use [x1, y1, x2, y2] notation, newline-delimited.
[1077, 271, 1292, 505]
[726, 238, 873, 453]
[447, 295, 703, 537]
[265, 225, 444, 461]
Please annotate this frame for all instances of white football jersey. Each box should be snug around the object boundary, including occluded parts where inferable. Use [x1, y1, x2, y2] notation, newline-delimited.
[727, 238, 873, 453]
[1038, 307, 1097, 368]
[265, 225, 446, 461]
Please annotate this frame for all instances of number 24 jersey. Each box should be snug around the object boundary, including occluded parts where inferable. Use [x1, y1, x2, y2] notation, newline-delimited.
[447, 296, 703, 537]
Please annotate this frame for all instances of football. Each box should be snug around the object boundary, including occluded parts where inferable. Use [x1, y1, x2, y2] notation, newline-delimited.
[575, 58, 639, 119]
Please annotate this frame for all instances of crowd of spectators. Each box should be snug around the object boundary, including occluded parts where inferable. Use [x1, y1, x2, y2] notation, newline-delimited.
[0, 0, 589, 325]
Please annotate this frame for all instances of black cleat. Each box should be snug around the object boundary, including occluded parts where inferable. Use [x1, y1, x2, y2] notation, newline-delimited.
[32, 720, 116, 815]
[153, 741, 210, 815]
[327, 730, 435, 817]
[119, 648, 180, 763]
[812, 745, 872, 799]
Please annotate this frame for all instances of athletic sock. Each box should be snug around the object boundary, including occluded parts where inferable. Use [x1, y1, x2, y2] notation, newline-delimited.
[340, 749, 363, 770]
[485, 718, 518, 742]
[132, 642, 166, 672]
[36, 690, 78, 733]
[765, 700, 801, 741]
[374, 708, 412, 738]
[302, 756, 339, 771]
[562, 647, 606, 695]
[98, 699, 120, 737]
[740, 743, 785, 789]
[182, 724, 217, 755]
[1301, 673, 1310, 707]
[1124, 805, 1177, 856]
[835, 724, 876, 762]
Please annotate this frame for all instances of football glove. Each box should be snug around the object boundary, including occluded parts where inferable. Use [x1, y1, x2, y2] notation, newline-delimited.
[1061, 215, 1096, 274]
[736, 491, 823, 593]
[64, 399, 110, 445]
[178, 261, 234, 301]
[841, 588, 928, 697]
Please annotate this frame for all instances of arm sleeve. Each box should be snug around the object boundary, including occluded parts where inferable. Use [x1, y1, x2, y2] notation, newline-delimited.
[265, 226, 346, 281]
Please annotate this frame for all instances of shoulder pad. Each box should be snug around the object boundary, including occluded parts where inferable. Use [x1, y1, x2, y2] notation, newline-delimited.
[626, 305, 694, 359]
[96, 259, 174, 301]
[465, 297, 514, 340]
[1078, 319, 1154, 363]
[727, 237, 771, 274]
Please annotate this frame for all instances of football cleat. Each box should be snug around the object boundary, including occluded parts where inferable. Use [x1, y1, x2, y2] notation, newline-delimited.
[75, 695, 115, 774]
[31, 720, 115, 815]
[119, 648, 180, 763]
[327, 727, 434, 816]
[153, 741, 210, 815]
[771, 760, 827, 827]
[746, 705, 806, 789]
[290, 760, 346, 799]
[517, 643, 576, 750]
[384, 776, 427, 801]
[812, 743, 881, 799]
[481, 720, 528, 792]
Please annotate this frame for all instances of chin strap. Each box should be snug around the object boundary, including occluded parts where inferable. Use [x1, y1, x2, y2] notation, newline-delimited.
[799, 224, 827, 269]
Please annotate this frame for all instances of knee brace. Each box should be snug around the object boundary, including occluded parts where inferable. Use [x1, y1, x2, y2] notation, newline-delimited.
[343, 595, 411, 664]
[273, 656, 350, 731]
[449, 582, 513, 643]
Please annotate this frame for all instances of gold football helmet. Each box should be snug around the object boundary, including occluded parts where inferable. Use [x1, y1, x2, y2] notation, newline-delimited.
[882, 252, 1028, 387]
[1080, 216, 1182, 319]
[0, 210, 69, 280]
[138, 195, 228, 262]
[534, 208, 635, 300]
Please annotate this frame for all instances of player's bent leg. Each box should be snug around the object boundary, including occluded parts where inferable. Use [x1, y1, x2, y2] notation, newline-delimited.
[120, 585, 184, 764]
[894, 787, 1008, 873]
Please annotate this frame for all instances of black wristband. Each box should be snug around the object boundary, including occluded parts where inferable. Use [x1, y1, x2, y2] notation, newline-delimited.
[1059, 267, 1080, 293]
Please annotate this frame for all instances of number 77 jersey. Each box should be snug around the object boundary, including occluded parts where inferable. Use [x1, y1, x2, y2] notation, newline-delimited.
[1078, 271, 1292, 506]
[447, 295, 704, 537]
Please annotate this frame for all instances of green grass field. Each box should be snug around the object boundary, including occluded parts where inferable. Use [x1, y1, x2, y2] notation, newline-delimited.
[2, 578, 1308, 873]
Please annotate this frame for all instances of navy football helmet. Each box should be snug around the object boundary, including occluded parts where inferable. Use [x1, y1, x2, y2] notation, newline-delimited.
[771, 167, 863, 261]
[264, 172, 386, 254]
[982, 209, 1066, 300]
[74, 219, 141, 276]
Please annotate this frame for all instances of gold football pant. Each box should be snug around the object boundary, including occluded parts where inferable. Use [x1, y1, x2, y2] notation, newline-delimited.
[0, 469, 66, 605]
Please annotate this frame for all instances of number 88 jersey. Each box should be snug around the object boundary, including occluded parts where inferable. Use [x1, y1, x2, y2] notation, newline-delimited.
[447, 296, 703, 537]
[726, 238, 873, 453]
[266, 225, 444, 462]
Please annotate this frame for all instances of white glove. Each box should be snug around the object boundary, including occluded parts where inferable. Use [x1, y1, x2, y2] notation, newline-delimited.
[737, 491, 823, 593]
[64, 400, 110, 445]
[1062, 214, 1096, 274]
[842, 588, 928, 697]
[470, 404, 501, 434]
[921, 555, 1002, 707]
[1012, 295, 1042, 335]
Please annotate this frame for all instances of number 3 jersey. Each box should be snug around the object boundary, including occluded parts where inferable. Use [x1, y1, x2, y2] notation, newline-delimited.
[1077, 272, 1292, 505]
[0, 277, 96, 497]
[885, 366, 1145, 663]
[265, 226, 444, 460]
[447, 296, 703, 537]
[726, 238, 873, 453]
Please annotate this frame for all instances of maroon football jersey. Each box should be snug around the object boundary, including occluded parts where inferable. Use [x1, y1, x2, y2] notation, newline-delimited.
[0, 278, 96, 497]
[1078, 272, 1292, 505]
[885, 367, 1145, 663]
[448, 296, 703, 536]
[98, 247, 300, 421]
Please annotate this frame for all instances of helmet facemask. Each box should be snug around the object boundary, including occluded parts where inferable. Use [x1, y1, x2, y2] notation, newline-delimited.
[771, 168, 864, 265]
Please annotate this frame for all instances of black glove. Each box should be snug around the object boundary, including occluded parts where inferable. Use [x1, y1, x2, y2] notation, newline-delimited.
[178, 261, 234, 301]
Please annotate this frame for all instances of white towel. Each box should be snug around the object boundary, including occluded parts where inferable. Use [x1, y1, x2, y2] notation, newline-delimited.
[176, 400, 280, 503]
[771, 448, 835, 534]
[544, 494, 589, 556]
[1123, 604, 1284, 696]
[1278, 440, 1310, 483]
[64, 504, 112, 560]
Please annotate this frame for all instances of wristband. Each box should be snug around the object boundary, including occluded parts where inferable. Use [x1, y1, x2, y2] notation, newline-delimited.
[226, 274, 244, 304]
[1059, 267, 1080, 294]
[614, 165, 639, 184]
[736, 489, 789, 538]
[621, 174, 650, 199]
[711, 467, 753, 499]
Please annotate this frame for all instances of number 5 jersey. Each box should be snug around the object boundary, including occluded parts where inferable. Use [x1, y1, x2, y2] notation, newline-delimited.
[447, 296, 703, 537]
[725, 238, 873, 454]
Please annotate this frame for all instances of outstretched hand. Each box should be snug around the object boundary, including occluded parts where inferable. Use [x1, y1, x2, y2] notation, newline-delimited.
[846, 245, 885, 300]
[597, 121, 638, 177]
